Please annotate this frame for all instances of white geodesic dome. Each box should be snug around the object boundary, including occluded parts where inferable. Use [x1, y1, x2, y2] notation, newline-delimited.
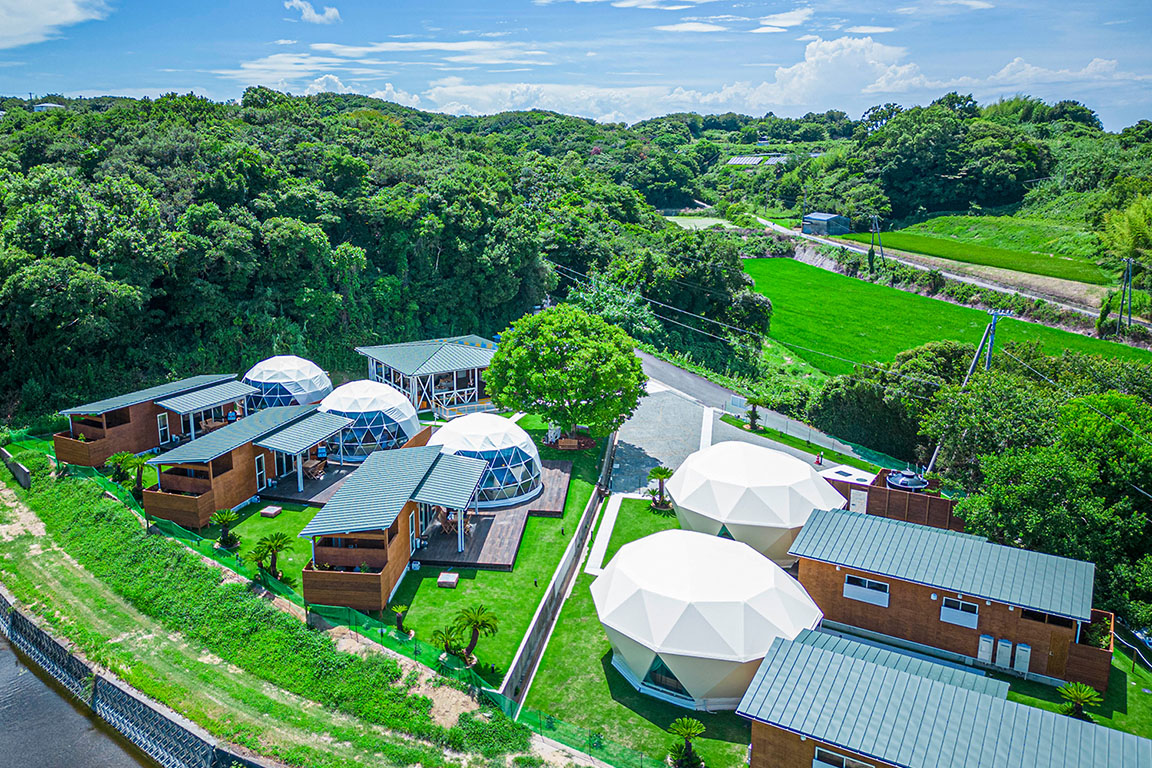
[427, 413, 543, 508]
[667, 441, 846, 567]
[319, 380, 421, 461]
[242, 355, 333, 409]
[591, 530, 822, 710]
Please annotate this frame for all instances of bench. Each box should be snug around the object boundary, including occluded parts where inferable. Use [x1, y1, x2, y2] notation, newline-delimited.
[261, 505, 282, 519]
[437, 572, 460, 589]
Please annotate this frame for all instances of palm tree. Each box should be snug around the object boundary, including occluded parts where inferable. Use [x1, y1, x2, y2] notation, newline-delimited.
[430, 624, 462, 656]
[249, 539, 271, 574]
[745, 395, 771, 432]
[454, 604, 499, 659]
[390, 604, 409, 634]
[211, 510, 240, 548]
[1058, 681, 1103, 720]
[107, 451, 149, 497]
[668, 717, 706, 768]
[257, 532, 294, 579]
[648, 466, 674, 510]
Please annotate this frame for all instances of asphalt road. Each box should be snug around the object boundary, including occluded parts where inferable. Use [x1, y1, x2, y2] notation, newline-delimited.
[638, 351, 734, 410]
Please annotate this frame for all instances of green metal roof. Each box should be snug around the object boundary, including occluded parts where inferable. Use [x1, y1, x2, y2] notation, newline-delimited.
[789, 509, 1095, 620]
[254, 410, 352, 455]
[299, 446, 486, 538]
[793, 629, 1008, 697]
[356, 335, 496, 377]
[413, 452, 487, 511]
[148, 406, 315, 465]
[155, 380, 258, 415]
[61, 374, 236, 416]
[738, 636, 1152, 768]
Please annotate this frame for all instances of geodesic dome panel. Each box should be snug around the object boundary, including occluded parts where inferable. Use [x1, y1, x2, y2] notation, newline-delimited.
[667, 441, 846, 566]
[242, 355, 333, 409]
[428, 413, 542, 508]
[319, 380, 421, 461]
[591, 530, 822, 709]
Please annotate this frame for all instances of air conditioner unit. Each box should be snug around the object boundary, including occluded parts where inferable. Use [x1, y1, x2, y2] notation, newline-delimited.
[1013, 643, 1032, 674]
[995, 639, 1013, 668]
[977, 635, 995, 663]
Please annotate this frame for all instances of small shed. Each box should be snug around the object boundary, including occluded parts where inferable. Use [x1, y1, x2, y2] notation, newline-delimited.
[802, 212, 850, 236]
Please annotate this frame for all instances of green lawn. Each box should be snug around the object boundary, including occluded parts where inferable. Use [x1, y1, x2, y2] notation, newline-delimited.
[744, 258, 1152, 376]
[198, 501, 319, 587]
[602, 497, 678, 566]
[523, 573, 750, 768]
[840, 229, 1108, 284]
[392, 418, 605, 687]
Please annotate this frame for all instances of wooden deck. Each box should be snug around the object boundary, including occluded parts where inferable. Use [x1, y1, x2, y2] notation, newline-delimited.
[260, 464, 357, 506]
[413, 460, 573, 571]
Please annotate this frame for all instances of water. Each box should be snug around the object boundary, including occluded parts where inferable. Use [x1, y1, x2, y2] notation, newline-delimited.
[0, 636, 155, 768]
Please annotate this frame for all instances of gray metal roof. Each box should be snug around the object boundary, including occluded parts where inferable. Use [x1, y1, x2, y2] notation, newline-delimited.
[155, 380, 258, 415]
[794, 629, 1008, 697]
[413, 453, 487, 510]
[254, 411, 352, 455]
[738, 636, 1151, 768]
[356, 335, 496, 377]
[790, 509, 1095, 620]
[803, 212, 847, 221]
[148, 406, 315, 465]
[300, 446, 486, 538]
[61, 374, 236, 416]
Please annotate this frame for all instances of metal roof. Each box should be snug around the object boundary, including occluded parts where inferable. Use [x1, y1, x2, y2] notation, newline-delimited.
[738, 636, 1152, 768]
[803, 212, 847, 221]
[254, 410, 352, 455]
[790, 509, 1095, 620]
[155, 380, 258, 415]
[793, 630, 1008, 697]
[148, 406, 315, 465]
[726, 156, 764, 166]
[300, 446, 484, 538]
[413, 452, 487, 511]
[61, 374, 236, 416]
[356, 335, 497, 377]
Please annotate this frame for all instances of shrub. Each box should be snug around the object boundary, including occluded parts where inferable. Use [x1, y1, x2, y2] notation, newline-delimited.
[11, 450, 51, 480]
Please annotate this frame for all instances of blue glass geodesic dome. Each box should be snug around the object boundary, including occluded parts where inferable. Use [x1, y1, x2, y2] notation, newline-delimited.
[319, 380, 421, 462]
[428, 413, 543, 508]
[242, 355, 333, 410]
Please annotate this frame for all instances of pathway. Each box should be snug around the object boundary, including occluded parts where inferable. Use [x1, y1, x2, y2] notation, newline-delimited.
[583, 492, 647, 577]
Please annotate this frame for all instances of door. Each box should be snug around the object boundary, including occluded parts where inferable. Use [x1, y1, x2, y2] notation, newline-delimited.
[409, 510, 417, 555]
[157, 412, 171, 444]
[1047, 631, 1071, 677]
[275, 451, 294, 477]
[255, 454, 267, 491]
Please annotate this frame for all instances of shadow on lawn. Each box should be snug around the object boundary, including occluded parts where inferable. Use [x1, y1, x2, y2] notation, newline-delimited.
[599, 651, 750, 745]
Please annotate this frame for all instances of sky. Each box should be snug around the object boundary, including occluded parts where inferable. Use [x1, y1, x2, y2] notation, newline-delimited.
[0, 0, 1149, 129]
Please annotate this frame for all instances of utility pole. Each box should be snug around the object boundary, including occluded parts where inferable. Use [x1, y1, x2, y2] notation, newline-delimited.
[985, 309, 1015, 370]
[925, 322, 992, 474]
[1121, 257, 1136, 330]
[870, 214, 887, 268]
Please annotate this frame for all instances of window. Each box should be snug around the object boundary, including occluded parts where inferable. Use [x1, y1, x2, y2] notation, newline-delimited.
[815, 747, 873, 768]
[1021, 608, 1047, 623]
[940, 597, 979, 629]
[157, 412, 171, 444]
[843, 575, 889, 608]
[254, 454, 266, 491]
[409, 511, 417, 555]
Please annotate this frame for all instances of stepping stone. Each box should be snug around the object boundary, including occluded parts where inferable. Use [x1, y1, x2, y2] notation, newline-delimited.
[437, 572, 460, 589]
[261, 506, 282, 519]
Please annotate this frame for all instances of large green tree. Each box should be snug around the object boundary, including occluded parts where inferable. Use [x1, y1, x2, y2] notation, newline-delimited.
[485, 304, 646, 437]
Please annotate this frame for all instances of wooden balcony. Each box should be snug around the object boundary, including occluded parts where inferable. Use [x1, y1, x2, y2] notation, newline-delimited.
[53, 432, 115, 467]
[158, 470, 212, 496]
[143, 487, 216, 530]
[1067, 609, 1115, 692]
[312, 544, 389, 571]
[301, 561, 388, 612]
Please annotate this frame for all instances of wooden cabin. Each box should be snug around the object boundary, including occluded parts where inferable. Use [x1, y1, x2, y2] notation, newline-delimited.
[356, 335, 497, 417]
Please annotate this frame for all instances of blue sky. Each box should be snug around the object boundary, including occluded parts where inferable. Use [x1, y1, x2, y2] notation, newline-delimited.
[0, 0, 1149, 128]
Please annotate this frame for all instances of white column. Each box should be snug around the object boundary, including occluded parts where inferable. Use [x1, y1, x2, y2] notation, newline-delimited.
[296, 452, 304, 492]
[339, 429, 345, 465]
[190, 415, 197, 440]
[457, 506, 465, 553]
[156, 465, 162, 492]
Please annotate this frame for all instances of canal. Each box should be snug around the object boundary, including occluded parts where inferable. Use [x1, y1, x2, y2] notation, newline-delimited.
[0, 635, 155, 768]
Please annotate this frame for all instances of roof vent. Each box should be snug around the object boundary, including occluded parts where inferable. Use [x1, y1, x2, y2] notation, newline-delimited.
[885, 469, 929, 492]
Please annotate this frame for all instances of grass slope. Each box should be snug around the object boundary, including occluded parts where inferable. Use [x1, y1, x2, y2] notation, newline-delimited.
[841, 225, 1107, 285]
[744, 258, 1152, 376]
[906, 215, 1102, 261]
[392, 415, 603, 687]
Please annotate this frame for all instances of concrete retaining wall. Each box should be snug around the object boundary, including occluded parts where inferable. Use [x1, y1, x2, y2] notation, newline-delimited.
[0, 445, 32, 489]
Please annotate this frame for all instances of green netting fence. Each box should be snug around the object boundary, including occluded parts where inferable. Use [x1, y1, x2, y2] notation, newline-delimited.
[14, 431, 667, 768]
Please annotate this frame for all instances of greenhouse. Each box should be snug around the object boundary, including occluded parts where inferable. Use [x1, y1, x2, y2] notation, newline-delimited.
[318, 380, 422, 462]
[427, 412, 542, 508]
[242, 355, 333, 410]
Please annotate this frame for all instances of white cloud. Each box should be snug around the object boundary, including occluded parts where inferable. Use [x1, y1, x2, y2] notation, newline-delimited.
[654, 21, 726, 32]
[534, 0, 721, 8]
[750, 26, 786, 34]
[273, 39, 297, 45]
[795, 34, 820, 41]
[939, 0, 993, 8]
[283, 0, 340, 25]
[0, 0, 108, 50]
[847, 26, 895, 33]
[757, 8, 813, 27]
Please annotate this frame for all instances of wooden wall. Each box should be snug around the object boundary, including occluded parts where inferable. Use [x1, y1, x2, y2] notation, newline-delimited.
[827, 475, 964, 532]
[750, 722, 898, 768]
[797, 558, 1078, 679]
[142, 487, 217, 529]
[208, 443, 274, 511]
[53, 401, 189, 467]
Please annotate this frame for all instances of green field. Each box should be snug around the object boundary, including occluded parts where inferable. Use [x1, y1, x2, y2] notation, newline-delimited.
[907, 215, 1103, 260]
[744, 258, 1152, 376]
[841, 230, 1108, 284]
